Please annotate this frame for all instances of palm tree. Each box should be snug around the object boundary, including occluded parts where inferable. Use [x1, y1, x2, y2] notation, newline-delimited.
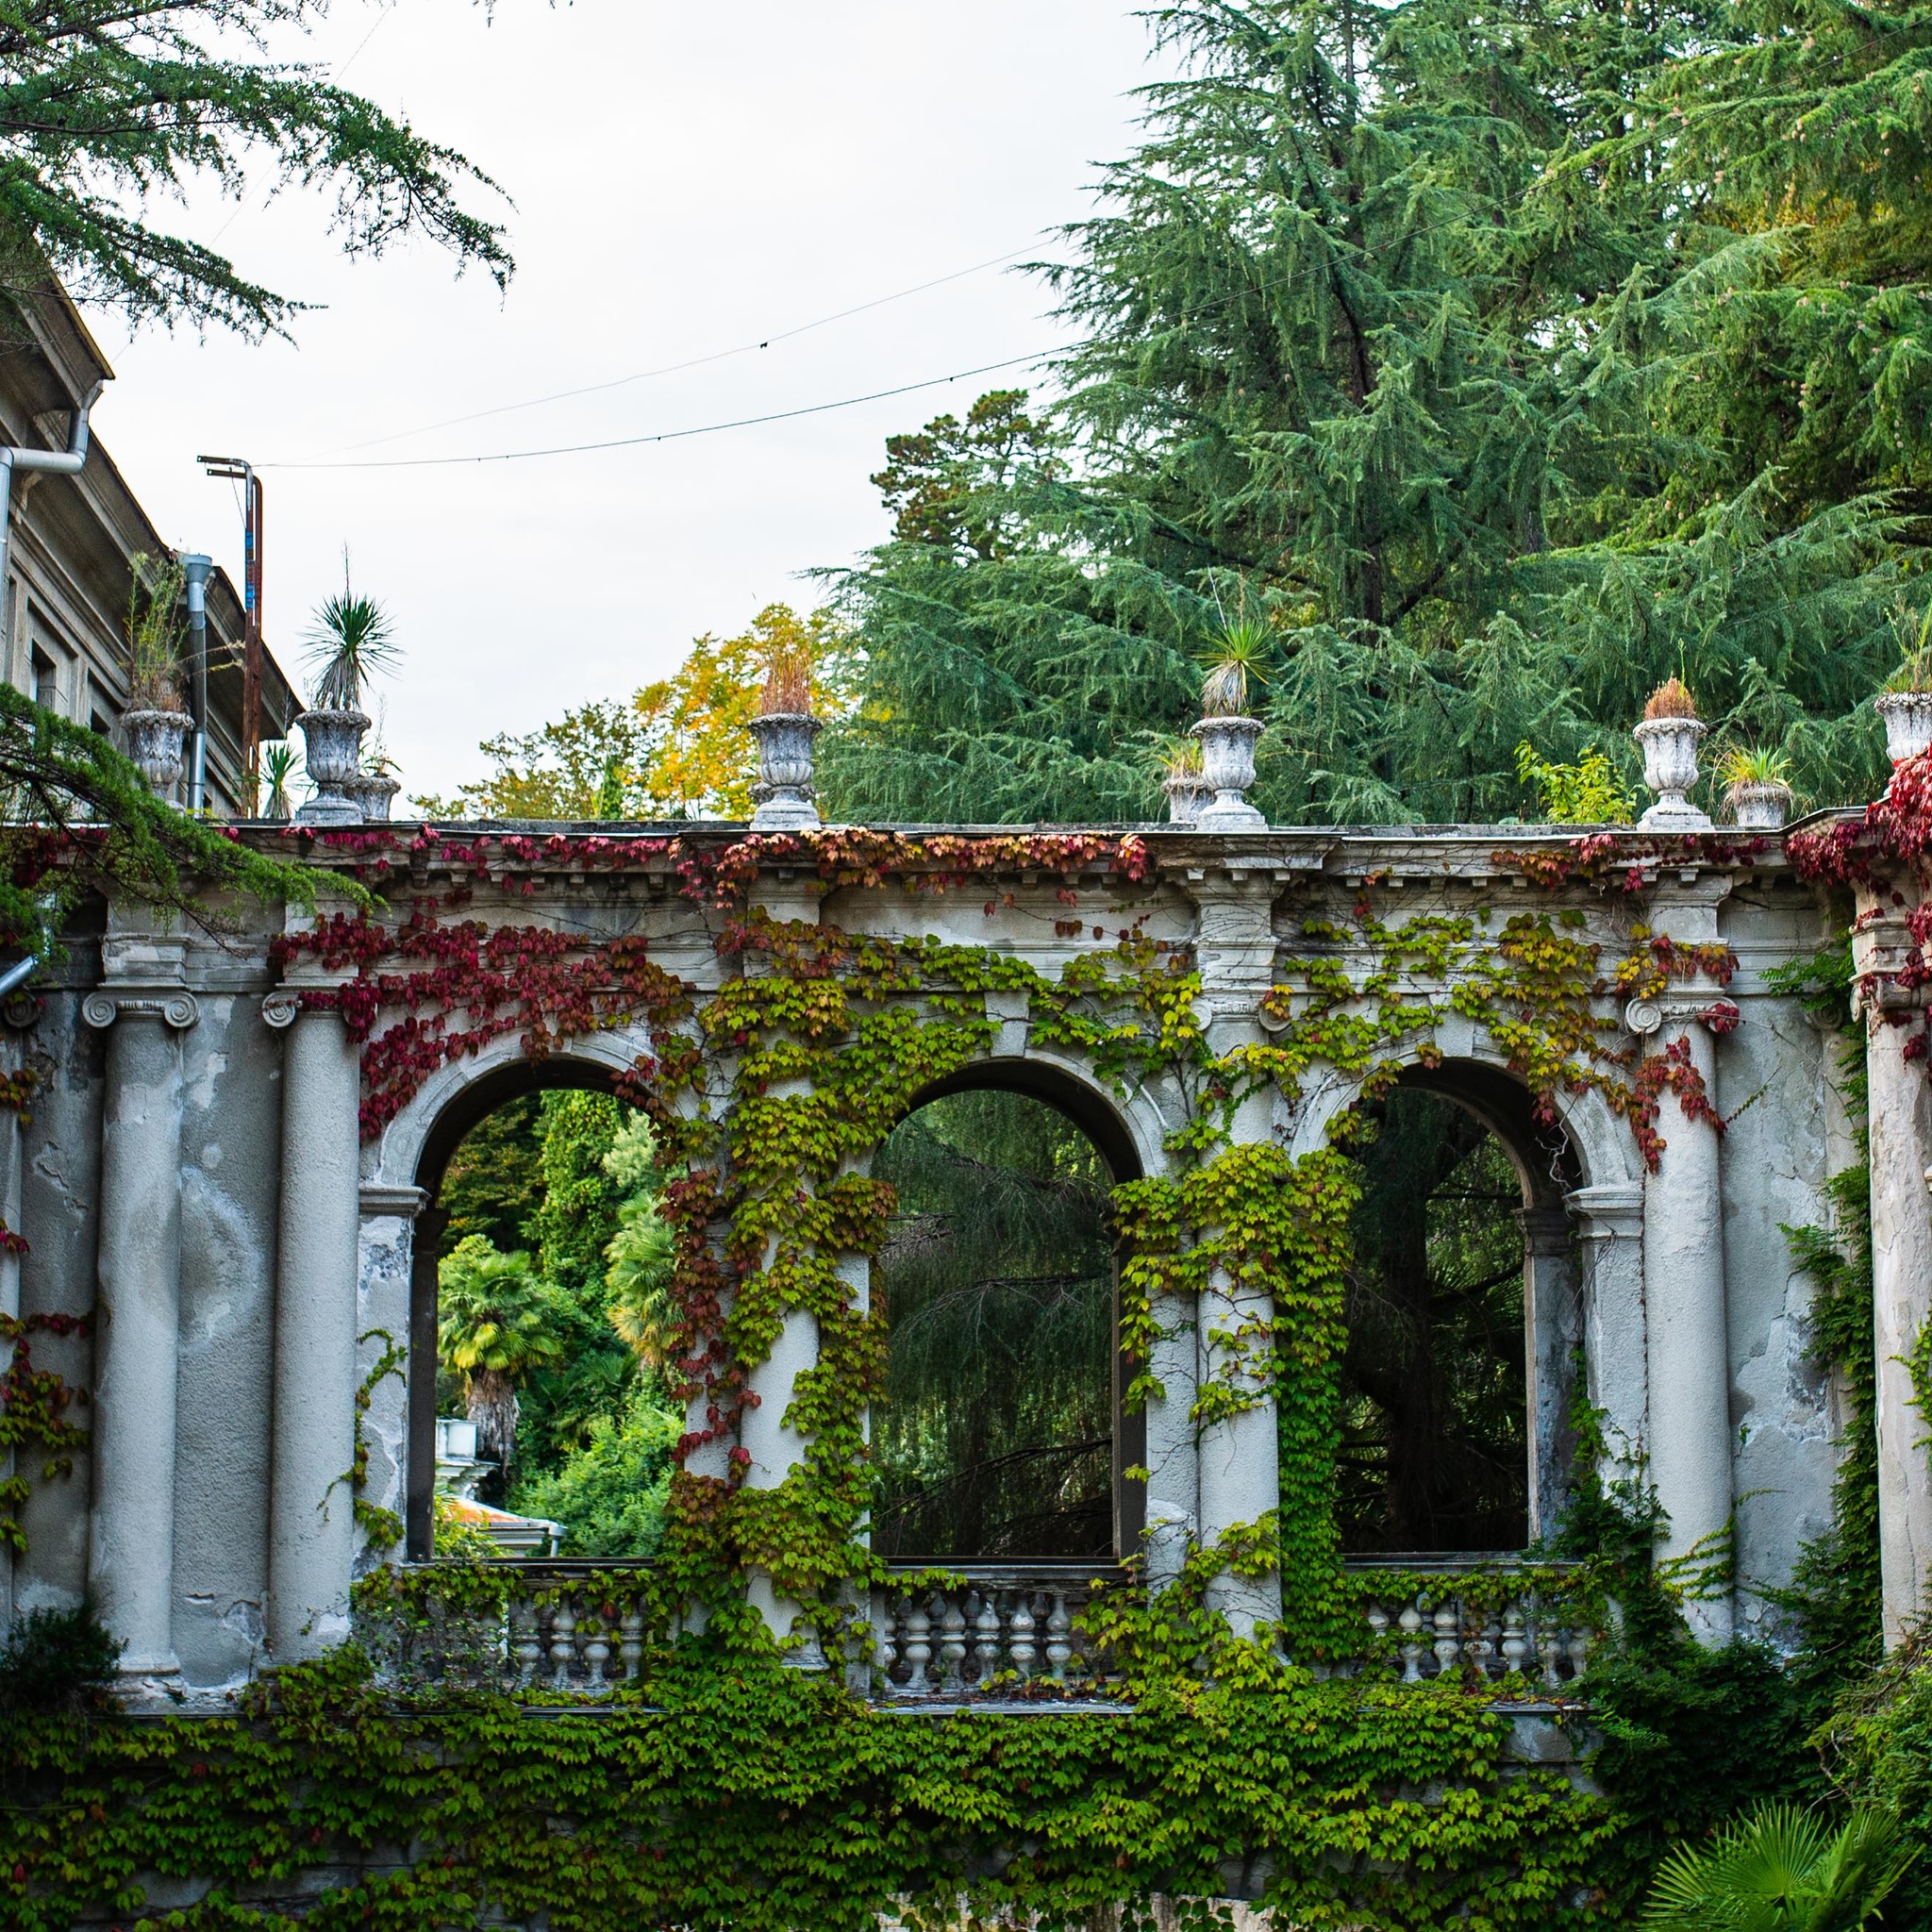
[437, 1236, 566, 1475]
[1642, 1802, 1916, 1932]
[305, 555, 399, 711]
[602, 1114, 676, 1370]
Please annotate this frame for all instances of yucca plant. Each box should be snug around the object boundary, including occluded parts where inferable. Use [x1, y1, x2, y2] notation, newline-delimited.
[259, 741, 298, 820]
[1199, 618, 1274, 718]
[1641, 1801, 1915, 1932]
[305, 558, 399, 711]
[1718, 745, 1793, 791]
[1883, 597, 1932, 695]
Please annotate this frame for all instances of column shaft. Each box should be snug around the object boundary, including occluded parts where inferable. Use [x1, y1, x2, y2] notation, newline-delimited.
[269, 1007, 362, 1660]
[88, 1010, 187, 1674]
[1866, 1002, 1932, 1643]
[1641, 1019, 1733, 1642]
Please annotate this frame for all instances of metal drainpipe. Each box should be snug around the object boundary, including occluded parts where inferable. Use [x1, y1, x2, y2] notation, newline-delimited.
[0, 404, 95, 664]
[178, 553, 213, 813]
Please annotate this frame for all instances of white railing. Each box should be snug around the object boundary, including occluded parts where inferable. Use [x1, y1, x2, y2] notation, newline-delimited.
[868, 1563, 1118, 1700]
[1335, 1558, 1597, 1690]
[359, 1563, 662, 1695]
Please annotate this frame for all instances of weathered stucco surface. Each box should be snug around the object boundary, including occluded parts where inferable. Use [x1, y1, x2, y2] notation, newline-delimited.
[0, 823, 1900, 1686]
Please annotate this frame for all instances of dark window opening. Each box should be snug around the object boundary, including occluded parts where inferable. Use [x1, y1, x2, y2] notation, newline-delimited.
[426, 1088, 681, 1559]
[1336, 1087, 1529, 1554]
[871, 1089, 1115, 1560]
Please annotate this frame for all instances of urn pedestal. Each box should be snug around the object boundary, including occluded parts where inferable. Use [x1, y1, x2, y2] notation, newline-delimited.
[121, 708, 193, 801]
[343, 774, 402, 823]
[1191, 716, 1266, 831]
[1725, 781, 1791, 831]
[294, 708, 371, 825]
[1634, 716, 1710, 830]
[749, 712, 824, 832]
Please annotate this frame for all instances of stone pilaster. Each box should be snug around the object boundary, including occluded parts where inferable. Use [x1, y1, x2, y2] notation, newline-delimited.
[1853, 892, 1932, 1646]
[1565, 1182, 1647, 1483]
[264, 990, 361, 1660]
[405, 1202, 448, 1561]
[358, 1185, 425, 1571]
[84, 975, 198, 1680]
[1627, 978, 1733, 1643]
[1188, 868, 1283, 1637]
[1519, 1207, 1581, 1543]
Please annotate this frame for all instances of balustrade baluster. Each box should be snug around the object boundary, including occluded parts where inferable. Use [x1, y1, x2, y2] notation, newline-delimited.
[1501, 1601, 1528, 1679]
[902, 1597, 933, 1696]
[1431, 1601, 1460, 1677]
[974, 1591, 1003, 1688]
[1471, 1605, 1500, 1680]
[1398, 1600, 1426, 1684]
[1008, 1592, 1038, 1681]
[619, 1607, 645, 1682]
[512, 1596, 543, 1690]
[549, 1598, 576, 1692]
[1537, 1610, 1565, 1690]
[874, 1592, 901, 1690]
[1045, 1592, 1074, 1683]
[582, 1608, 610, 1692]
[1567, 1627, 1590, 1683]
[938, 1595, 968, 1694]
[1364, 1602, 1390, 1674]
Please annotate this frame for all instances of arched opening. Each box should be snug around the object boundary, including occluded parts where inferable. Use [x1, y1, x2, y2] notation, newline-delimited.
[869, 1066, 1142, 1562]
[406, 1060, 682, 1562]
[1334, 1063, 1579, 1557]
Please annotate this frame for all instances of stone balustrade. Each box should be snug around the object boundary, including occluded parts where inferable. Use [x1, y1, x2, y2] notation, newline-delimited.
[359, 1563, 664, 1695]
[869, 1563, 1116, 1700]
[1334, 1559, 1597, 1690]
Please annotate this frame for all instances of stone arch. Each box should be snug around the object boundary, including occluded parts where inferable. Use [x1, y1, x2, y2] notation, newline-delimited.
[1287, 1022, 1631, 1547]
[379, 1033, 646, 1558]
[870, 1046, 1158, 1561]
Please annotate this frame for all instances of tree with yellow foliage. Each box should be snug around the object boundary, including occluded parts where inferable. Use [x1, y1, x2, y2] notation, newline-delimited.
[415, 605, 858, 822]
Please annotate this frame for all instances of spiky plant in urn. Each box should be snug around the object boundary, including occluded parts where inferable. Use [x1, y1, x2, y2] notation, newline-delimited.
[1875, 602, 1932, 767]
[748, 644, 822, 831]
[1718, 744, 1794, 830]
[118, 555, 194, 801]
[297, 561, 397, 825]
[1634, 676, 1711, 830]
[1156, 734, 1212, 824]
[1191, 619, 1270, 830]
[259, 741, 298, 822]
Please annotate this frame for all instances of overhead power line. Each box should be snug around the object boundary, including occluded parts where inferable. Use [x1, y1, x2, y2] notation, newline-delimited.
[333, 243, 1040, 453]
[258, 351, 1050, 471]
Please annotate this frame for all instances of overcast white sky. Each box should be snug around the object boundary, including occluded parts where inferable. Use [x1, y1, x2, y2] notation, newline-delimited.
[84, 0, 1168, 799]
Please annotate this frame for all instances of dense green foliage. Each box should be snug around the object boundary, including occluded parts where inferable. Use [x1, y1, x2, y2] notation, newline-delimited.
[1339, 1090, 1527, 1553]
[0, 1643, 1640, 1932]
[429, 1091, 679, 1548]
[821, 0, 1927, 829]
[870, 1090, 1115, 1559]
[0, 0, 510, 335]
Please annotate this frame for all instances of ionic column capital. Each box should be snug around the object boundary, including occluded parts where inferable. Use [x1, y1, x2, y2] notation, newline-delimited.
[83, 988, 198, 1031]
[1624, 995, 1738, 1038]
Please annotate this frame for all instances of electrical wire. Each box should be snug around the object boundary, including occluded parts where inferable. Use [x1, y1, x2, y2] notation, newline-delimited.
[336, 243, 1040, 452]
[258, 351, 1051, 470]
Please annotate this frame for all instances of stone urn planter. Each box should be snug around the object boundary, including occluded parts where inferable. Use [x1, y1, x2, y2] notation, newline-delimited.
[294, 708, 371, 825]
[121, 708, 194, 800]
[1875, 690, 1932, 766]
[343, 773, 402, 823]
[1191, 716, 1266, 831]
[748, 712, 824, 831]
[1165, 773, 1214, 824]
[1724, 780, 1792, 830]
[1633, 715, 1710, 830]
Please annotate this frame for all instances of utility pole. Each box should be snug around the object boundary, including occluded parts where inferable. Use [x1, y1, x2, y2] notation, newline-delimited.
[199, 456, 264, 815]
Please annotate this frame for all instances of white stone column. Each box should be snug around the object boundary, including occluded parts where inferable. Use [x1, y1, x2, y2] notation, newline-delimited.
[1628, 991, 1733, 1642]
[0, 1008, 25, 1632]
[1190, 869, 1283, 1637]
[1854, 896, 1932, 1646]
[84, 983, 198, 1679]
[357, 1186, 425, 1570]
[264, 991, 362, 1660]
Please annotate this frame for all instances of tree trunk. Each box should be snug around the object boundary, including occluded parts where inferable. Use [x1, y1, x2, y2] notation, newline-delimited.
[466, 1369, 520, 1476]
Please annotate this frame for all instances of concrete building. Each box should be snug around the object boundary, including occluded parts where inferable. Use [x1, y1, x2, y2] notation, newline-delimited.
[0, 278, 297, 812]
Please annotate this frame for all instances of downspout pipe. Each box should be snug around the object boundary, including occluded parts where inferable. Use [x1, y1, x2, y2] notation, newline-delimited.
[178, 553, 213, 814]
[0, 404, 93, 656]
